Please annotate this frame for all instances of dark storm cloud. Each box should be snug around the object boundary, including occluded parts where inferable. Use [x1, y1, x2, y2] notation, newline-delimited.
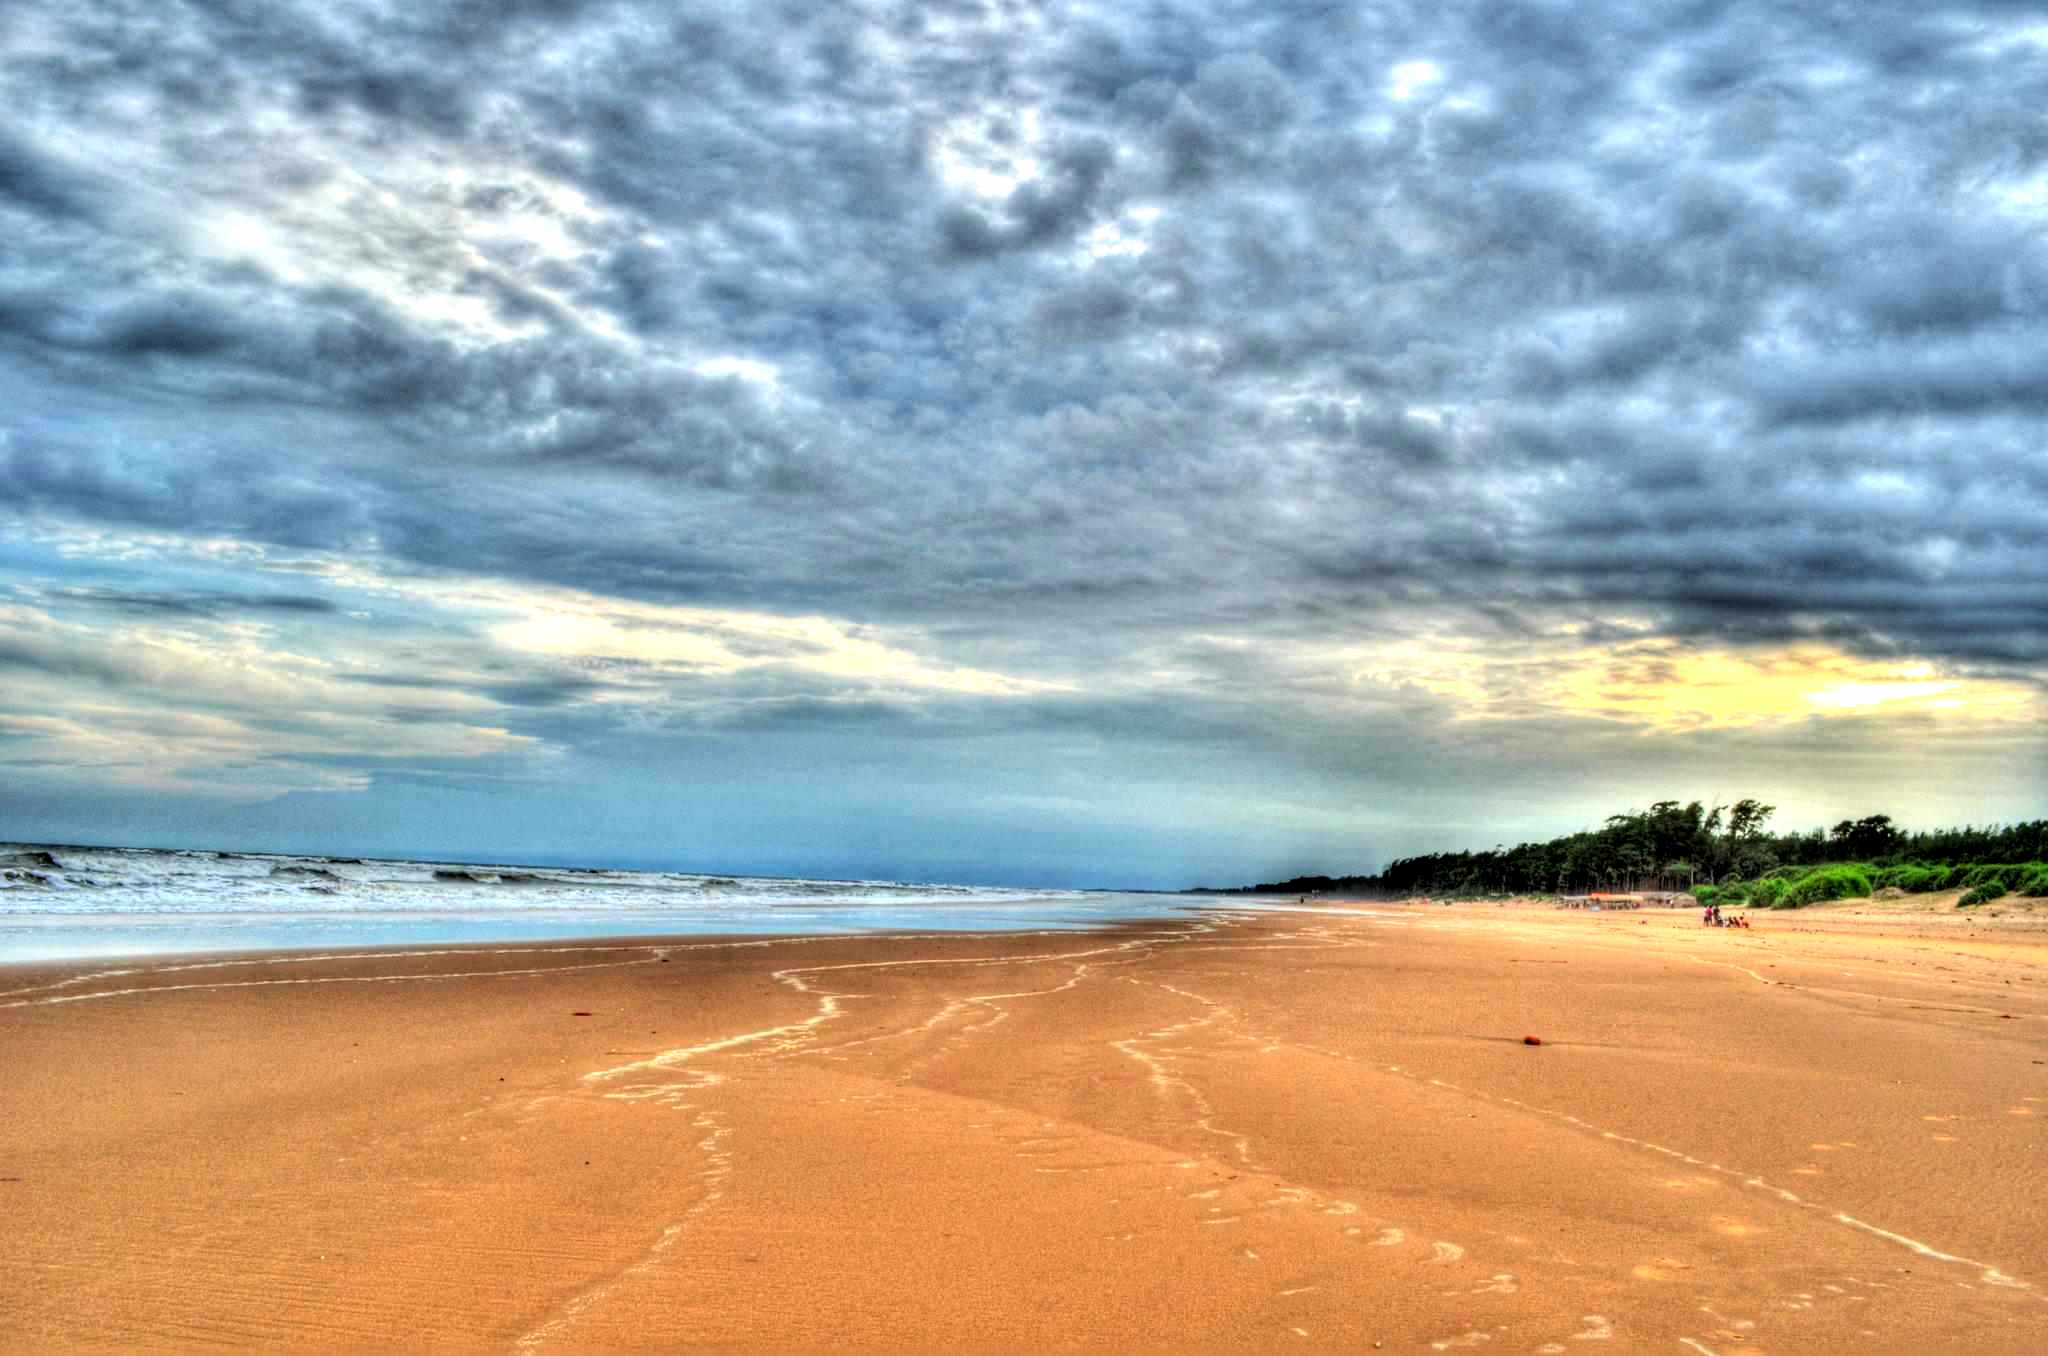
[0, 631, 138, 688]
[3, 0, 2046, 788]
[940, 136, 1117, 258]
[51, 587, 339, 617]
[0, 428, 374, 551]
[1755, 340, 2048, 425]
[0, 128, 107, 224]
[337, 670, 614, 708]
[479, 677, 611, 707]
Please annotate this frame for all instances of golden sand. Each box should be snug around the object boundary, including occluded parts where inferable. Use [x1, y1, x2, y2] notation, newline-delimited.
[3, 903, 2045, 1351]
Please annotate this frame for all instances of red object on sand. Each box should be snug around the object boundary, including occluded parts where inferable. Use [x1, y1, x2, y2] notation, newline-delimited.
[1522, 1035, 1543, 1046]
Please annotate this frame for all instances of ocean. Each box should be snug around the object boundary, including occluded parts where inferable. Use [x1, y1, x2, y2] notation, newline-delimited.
[0, 842, 1202, 964]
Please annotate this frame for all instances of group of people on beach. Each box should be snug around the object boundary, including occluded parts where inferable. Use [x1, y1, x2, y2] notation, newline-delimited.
[1703, 904, 1751, 929]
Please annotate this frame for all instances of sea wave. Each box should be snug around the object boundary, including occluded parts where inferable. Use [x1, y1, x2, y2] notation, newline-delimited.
[0, 840, 1190, 963]
[0, 842, 1097, 917]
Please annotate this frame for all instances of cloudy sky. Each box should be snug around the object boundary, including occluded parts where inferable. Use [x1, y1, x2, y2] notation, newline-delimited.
[3, 1, 2044, 887]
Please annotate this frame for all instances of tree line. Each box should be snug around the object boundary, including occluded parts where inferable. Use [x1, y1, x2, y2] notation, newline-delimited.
[1223, 802, 2048, 898]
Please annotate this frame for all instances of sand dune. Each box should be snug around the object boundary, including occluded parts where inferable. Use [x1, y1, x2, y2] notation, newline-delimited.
[3, 906, 2044, 1351]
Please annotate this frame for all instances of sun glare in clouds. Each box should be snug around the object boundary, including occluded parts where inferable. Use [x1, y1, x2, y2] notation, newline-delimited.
[692, 355, 783, 389]
[934, 105, 1049, 202]
[487, 590, 1068, 699]
[159, 132, 625, 345]
[1387, 60, 1445, 101]
[1806, 676, 1961, 711]
[1083, 206, 1161, 261]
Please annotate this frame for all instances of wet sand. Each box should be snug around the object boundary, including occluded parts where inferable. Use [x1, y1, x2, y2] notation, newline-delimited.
[3, 905, 2045, 1352]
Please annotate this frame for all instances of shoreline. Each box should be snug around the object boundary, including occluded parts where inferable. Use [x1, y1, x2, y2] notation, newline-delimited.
[0, 918, 1176, 987]
[5, 906, 2045, 1350]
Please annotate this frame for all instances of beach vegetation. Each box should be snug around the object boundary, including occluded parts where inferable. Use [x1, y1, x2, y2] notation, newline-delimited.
[1959, 863, 2043, 895]
[1881, 864, 1949, 892]
[1958, 883, 2006, 907]
[1224, 807, 2048, 903]
[1777, 864, 1874, 908]
[1747, 877, 1789, 909]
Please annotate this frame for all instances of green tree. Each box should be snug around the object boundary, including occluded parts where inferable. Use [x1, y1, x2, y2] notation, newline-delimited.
[1828, 814, 1904, 860]
[1727, 798, 1775, 841]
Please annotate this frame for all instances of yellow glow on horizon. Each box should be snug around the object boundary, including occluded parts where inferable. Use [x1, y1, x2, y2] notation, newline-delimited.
[1348, 633, 2041, 733]
[1542, 644, 2037, 731]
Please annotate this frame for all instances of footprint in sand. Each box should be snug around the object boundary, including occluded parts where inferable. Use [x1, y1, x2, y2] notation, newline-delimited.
[2007, 1106, 2035, 1117]
[1710, 1216, 1762, 1238]
[1663, 1175, 1719, 1194]
[1699, 1305, 1759, 1337]
[1469, 1272, 1518, 1295]
[1370, 1227, 1405, 1246]
[1931, 1134, 1959, 1143]
[1567, 1314, 1614, 1341]
[1428, 1241, 1467, 1264]
[1428, 1330, 1493, 1350]
[1792, 1165, 1825, 1176]
[1630, 1258, 1692, 1282]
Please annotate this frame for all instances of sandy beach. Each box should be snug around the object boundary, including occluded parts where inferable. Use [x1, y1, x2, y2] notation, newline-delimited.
[3, 902, 2045, 1352]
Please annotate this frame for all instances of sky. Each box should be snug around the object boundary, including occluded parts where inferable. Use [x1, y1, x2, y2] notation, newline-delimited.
[2, 1, 2045, 889]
